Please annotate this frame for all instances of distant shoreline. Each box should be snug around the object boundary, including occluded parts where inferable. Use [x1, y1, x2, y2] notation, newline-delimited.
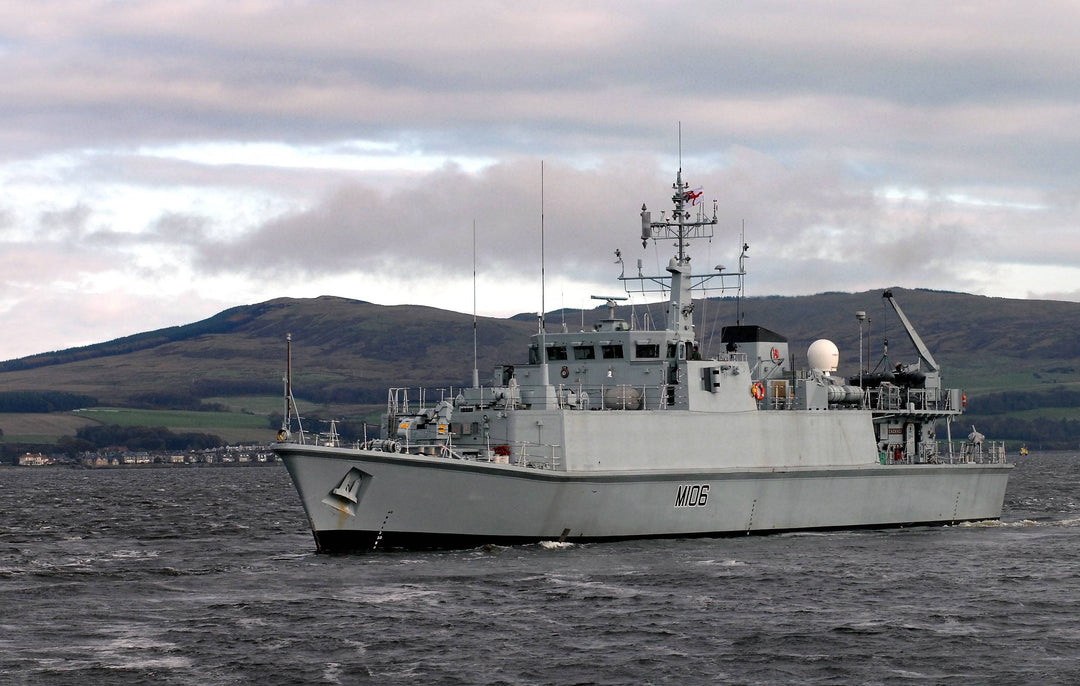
[0, 460, 283, 470]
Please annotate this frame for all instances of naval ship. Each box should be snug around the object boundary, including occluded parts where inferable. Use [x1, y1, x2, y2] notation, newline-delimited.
[273, 168, 1011, 552]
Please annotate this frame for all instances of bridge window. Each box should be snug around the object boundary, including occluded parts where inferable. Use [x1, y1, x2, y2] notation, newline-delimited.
[546, 345, 568, 361]
[573, 345, 595, 360]
[601, 344, 624, 359]
[635, 343, 660, 359]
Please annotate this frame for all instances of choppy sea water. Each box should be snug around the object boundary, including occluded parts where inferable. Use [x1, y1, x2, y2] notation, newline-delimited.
[2, 453, 1080, 685]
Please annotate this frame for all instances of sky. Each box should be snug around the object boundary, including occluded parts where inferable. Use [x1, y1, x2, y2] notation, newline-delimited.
[2, 1, 1080, 361]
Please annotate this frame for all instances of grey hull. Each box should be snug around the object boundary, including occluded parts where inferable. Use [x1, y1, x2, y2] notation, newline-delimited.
[276, 444, 1012, 552]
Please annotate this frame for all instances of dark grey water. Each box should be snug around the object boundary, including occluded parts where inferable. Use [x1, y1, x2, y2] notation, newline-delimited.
[2, 453, 1080, 685]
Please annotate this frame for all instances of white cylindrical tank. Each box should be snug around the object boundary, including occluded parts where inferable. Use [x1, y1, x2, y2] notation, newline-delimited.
[807, 339, 839, 372]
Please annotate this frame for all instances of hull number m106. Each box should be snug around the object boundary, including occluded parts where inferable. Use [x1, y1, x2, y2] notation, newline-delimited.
[675, 483, 709, 508]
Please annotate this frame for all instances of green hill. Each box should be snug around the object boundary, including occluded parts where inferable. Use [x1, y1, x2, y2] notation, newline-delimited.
[1, 288, 1078, 449]
[0, 296, 535, 409]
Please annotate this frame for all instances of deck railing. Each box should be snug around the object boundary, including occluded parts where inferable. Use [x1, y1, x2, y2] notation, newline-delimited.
[554, 382, 670, 411]
[385, 440, 563, 471]
[865, 385, 960, 413]
[880, 439, 1008, 465]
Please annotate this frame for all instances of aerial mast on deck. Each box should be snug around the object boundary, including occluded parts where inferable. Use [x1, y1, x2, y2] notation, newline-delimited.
[632, 167, 727, 337]
[278, 333, 304, 443]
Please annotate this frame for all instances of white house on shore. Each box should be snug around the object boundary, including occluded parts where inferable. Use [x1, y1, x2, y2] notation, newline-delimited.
[18, 452, 53, 466]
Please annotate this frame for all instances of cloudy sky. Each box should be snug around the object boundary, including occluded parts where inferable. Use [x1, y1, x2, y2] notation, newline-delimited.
[2, 1, 1079, 361]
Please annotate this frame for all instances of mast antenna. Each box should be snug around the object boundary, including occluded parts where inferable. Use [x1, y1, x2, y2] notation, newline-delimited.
[541, 160, 546, 332]
[737, 221, 748, 326]
[678, 121, 682, 172]
[279, 333, 304, 443]
[283, 333, 292, 436]
[539, 161, 549, 386]
[472, 219, 479, 388]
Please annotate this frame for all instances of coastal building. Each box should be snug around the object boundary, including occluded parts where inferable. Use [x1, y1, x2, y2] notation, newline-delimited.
[18, 452, 52, 466]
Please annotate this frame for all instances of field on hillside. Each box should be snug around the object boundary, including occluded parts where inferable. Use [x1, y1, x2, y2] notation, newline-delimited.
[74, 407, 268, 429]
[206, 395, 383, 427]
[0, 413, 97, 444]
[947, 360, 1080, 396]
[0, 409, 278, 445]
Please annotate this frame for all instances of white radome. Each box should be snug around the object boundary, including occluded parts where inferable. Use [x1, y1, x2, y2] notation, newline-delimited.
[807, 339, 839, 372]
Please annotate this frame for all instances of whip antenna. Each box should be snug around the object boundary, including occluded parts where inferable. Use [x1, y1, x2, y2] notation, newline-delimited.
[472, 219, 479, 388]
[539, 160, 549, 385]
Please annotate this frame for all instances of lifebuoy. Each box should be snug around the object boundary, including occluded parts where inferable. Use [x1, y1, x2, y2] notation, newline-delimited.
[751, 382, 765, 400]
[560, 366, 569, 378]
[770, 347, 781, 362]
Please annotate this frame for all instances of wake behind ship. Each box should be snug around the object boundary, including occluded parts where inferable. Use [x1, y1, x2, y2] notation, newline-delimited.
[273, 166, 1011, 552]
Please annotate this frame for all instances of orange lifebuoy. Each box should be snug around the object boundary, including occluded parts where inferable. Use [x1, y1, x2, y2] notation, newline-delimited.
[560, 366, 569, 379]
[771, 347, 781, 362]
[751, 382, 765, 400]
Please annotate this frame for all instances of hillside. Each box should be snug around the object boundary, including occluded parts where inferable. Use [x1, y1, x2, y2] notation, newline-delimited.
[1, 289, 1079, 449]
[3, 289, 1080, 404]
[0, 296, 537, 409]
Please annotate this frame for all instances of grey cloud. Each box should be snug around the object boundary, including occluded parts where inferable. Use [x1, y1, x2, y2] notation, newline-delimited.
[190, 158, 679, 282]
[4, 1, 1080, 179]
[0, 205, 14, 233]
[148, 213, 209, 244]
[6, 1, 1080, 359]
[185, 147, 1079, 300]
[38, 203, 92, 237]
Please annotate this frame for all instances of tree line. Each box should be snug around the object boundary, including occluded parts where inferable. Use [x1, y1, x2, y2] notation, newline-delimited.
[0, 391, 98, 413]
[966, 389, 1080, 415]
[61, 425, 225, 455]
[957, 415, 1080, 450]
